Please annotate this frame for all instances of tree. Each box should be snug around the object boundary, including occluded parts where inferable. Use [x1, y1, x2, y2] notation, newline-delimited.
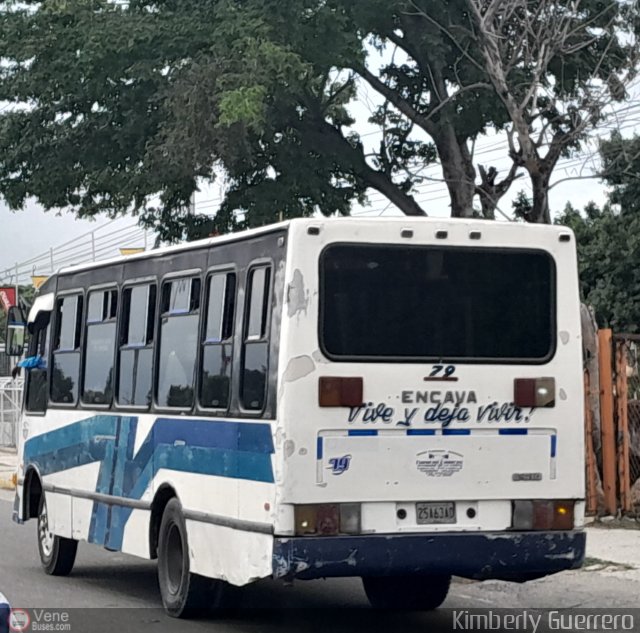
[556, 133, 640, 331]
[557, 201, 640, 331]
[1, 1, 638, 238]
[462, 0, 639, 223]
[0, 0, 507, 238]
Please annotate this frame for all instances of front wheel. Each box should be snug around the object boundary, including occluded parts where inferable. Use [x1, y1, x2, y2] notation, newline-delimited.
[37, 495, 78, 576]
[157, 498, 228, 618]
[362, 574, 451, 610]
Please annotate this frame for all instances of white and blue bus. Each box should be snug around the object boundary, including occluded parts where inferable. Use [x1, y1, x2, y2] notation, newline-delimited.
[7, 217, 585, 615]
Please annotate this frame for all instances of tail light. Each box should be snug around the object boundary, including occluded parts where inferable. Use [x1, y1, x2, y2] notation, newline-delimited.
[514, 378, 555, 408]
[512, 500, 575, 530]
[294, 504, 361, 536]
[319, 377, 363, 407]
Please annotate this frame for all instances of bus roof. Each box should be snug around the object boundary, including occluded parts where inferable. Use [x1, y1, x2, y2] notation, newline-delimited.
[52, 216, 572, 279]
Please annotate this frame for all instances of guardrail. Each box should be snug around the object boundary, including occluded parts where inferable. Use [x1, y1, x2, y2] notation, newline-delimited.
[0, 377, 23, 448]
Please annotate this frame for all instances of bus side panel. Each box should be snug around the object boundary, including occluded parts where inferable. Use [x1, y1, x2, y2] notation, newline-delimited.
[19, 409, 103, 536]
[143, 468, 276, 585]
[19, 411, 278, 585]
[187, 522, 274, 586]
[141, 429, 277, 585]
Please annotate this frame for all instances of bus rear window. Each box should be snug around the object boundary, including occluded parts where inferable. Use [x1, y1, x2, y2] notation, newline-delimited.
[320, 244, 555, 363]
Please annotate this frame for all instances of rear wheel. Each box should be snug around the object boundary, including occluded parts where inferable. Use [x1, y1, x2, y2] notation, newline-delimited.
[37, 495, 78, 576]
[157, 498, 228, 618]
[362, 574, 451, 610]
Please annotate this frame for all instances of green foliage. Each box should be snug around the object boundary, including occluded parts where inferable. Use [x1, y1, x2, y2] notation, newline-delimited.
[512, 190, 533, 222]
[556, 134, 640, 331]
[0, 0, 638, 238]
[556, 201, 640, 332]
[0, 0, 314, 238]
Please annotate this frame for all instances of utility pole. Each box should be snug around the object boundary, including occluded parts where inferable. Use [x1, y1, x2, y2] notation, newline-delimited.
[14, 263, 18, 313]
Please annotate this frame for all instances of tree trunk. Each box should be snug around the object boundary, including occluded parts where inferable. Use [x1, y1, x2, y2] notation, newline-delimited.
[363, 169, 427, 216]
[477, 166, 497, 220]
[530, 170, 552, 224]
[434, 131, 476, 218]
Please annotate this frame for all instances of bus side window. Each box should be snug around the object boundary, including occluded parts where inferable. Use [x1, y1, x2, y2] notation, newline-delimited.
[156, 277, 201, 409]
[241, 266, 271, 411]
[82, 289, 118, 406]
[51, 294, 83, 405]
[200, 272, 236, 411]
[25, 314, 51, 414]
[118, 284, 156, 408]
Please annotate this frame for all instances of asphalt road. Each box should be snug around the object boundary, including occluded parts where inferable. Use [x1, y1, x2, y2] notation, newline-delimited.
[1, 490, 639, 633]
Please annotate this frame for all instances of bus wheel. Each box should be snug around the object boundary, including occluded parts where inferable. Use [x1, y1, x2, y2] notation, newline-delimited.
[157, 498, 227, 618]
[37, 495, 78, 576]
[362, 574, 451, 610]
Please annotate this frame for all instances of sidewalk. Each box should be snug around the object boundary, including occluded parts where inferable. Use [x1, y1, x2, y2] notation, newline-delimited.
[0, 448, 17, 490]
[585, 525, 640, 569]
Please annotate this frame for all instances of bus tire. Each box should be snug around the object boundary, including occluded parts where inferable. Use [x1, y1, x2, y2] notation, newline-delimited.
[157, 498, 226, 618]
[362, 574, 451, 610]
[37, 495, 78, 576]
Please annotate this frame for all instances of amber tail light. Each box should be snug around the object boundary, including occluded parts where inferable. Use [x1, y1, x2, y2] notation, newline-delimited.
[294, 504, 361, 536]
[319, 377, 363, 407]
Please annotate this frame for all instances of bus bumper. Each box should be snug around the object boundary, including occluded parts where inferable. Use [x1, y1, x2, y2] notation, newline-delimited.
[272, 530, 586, 582]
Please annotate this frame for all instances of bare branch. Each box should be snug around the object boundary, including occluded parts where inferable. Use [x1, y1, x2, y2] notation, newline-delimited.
[405, 1, 488, 76]
[462, 0, 638, 222]
[352, 63, 436, 136]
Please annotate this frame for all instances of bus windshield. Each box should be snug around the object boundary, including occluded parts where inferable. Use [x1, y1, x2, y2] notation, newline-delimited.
[320, 244, 555, 362]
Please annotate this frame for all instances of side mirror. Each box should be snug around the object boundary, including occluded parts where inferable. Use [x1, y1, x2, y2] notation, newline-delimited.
[5, 305, 27, 357]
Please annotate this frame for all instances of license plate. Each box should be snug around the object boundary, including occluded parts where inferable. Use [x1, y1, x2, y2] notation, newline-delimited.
[416, 502, 456, 525]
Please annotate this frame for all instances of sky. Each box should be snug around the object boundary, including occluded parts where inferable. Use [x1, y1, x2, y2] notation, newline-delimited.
[1, 73, 633, 280]
[0, 148, 611, 282]
[2, 12, 637, 285]
[0, 203, 131, 267]
[0, 202, 150, 285]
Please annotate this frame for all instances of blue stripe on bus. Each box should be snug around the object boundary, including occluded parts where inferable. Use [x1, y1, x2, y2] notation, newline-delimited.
[442, 429, 471, 435]
[499, 429, 529, 435]
[348, 430, 378, 436]
[551, 435, 557, 457]
[316, 437, 323, 460]
[406, 429, 436, 436]
[24, 415, 275, 551]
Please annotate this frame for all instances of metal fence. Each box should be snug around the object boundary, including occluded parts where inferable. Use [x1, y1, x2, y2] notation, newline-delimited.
[0, 345, 10, 378]
[615, 336, 640, 514]
[583, 328, 640, 517]
[0, 377, 23, 448]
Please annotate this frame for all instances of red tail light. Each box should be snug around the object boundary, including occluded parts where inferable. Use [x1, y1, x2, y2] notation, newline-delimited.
[319, 377, 363, 407]
[514, 378, 555, 408]
[512, 500, 575, 530]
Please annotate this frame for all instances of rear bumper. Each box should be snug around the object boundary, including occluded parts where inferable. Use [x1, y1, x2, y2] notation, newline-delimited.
[272, 530, 586, 582]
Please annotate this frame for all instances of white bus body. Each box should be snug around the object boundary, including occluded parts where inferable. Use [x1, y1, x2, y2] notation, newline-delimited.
[12, 218, 585, 613]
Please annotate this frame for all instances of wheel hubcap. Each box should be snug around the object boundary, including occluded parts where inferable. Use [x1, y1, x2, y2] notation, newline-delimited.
[166, 523, 184, 594]
[38, 500, 54, 557]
